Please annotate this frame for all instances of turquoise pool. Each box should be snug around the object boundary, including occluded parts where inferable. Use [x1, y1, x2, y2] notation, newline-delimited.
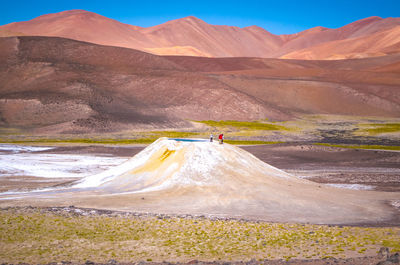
[168, 138, 208, 142]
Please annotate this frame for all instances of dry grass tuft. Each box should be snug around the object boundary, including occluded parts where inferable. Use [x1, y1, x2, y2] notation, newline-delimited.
[1, 208, 399, 263]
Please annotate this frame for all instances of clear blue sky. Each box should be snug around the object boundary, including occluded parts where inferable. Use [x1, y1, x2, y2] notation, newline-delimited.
[1, 0, 399, 34]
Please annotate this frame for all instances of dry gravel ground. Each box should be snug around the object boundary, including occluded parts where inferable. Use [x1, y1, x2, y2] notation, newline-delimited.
[242, 144, 400, 192]
[0, 207, 399, 265]
[0, 144, 399, 264]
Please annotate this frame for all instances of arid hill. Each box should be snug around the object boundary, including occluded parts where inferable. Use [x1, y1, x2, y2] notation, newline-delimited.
[275, 16, 400, 58]
[0, 36, 399, 133]
[1, 10, 399, 59]
[282, 23, 400, 59]
[0, 36, 284, 133]
[0, 10, 151, 50]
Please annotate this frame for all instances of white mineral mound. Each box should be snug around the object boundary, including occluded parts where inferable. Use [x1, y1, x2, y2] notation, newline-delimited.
[74, 137, 298, 193]
[3, 137, 399, 224]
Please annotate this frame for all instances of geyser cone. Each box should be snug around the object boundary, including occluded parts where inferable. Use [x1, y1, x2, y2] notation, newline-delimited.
[69, 138, 399, 224]
[74, 137, 298, 193]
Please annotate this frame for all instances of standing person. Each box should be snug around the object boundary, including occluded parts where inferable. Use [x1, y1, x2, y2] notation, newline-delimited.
[210, 133, 213, 142]
[218, 133, 224, 144]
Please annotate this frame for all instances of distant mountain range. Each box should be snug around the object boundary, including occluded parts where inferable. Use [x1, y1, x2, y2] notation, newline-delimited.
[0, 11, 399, 133]
[1, 10, 399, 59]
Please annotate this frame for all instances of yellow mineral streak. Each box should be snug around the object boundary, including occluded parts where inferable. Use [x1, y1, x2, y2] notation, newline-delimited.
[129, 147, 180, 174]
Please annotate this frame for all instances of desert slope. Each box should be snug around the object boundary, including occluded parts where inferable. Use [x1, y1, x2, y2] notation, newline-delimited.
[165, 54, 400, 117]
[0, 10, 153, 50]
[274, 16, 400, 58]
[1, 10, 399, 59]
[0, 36, 283, 133]
[282, 25, 400, 59]
[0, 36, 399, 133]
[138, 16, 283, 57]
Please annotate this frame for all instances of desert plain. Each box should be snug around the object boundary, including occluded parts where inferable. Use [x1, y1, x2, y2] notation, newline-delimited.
[0, 9, 400, 265]
[1, 119, 400, 264]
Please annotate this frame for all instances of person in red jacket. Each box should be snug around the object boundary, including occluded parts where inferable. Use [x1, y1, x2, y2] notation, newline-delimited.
[218, 133, 224, 144]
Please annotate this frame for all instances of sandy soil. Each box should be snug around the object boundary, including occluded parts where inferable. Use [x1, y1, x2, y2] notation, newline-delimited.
[242, 144, 400, 193]
[0, 175, 77, 192]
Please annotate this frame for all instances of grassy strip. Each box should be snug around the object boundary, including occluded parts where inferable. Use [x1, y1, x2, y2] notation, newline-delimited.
[196, 120, 289, 131]
[359, 123, 400, 135]
[0, 131, 203, 145]
[0, 131, 202, 145]
[149, 131, 202, 138]
[0, 138, 280, 146]
[314, 143, 400, 151]
[1, 208, 399, 263]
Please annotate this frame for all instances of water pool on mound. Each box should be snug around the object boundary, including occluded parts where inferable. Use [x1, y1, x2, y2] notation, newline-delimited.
[168, 138, 208, 142]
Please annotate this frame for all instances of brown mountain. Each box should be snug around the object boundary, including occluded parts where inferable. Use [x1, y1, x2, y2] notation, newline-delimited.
[281, 18, 400, 59]
[0, 10, 154, 50]
[0, 36, 399, 133]
[1, 10, 399, 59]
[137, 16, 283, 57]
[0, 36, 285, 133]
[273, 16, 400, 57]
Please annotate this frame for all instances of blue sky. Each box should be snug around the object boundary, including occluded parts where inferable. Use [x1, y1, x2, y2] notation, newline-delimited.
[1, 0, 399, 34]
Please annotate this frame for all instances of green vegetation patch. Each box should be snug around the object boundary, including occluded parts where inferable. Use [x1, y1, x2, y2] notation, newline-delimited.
[314, 143, 400, 151]
[0, 131, 204, 145]
[149, 131, 201, 138]
[0, 132, 280, 146]
[197, 120, 289, 131]
[1, 208, 399, 263]
[359, 123, 400, 135]
[0, 138, 281, 146]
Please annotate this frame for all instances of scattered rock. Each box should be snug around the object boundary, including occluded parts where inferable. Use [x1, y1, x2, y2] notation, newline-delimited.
[377, 252, 400, 264]
[387, 253, 400, 263]
[379, 247, 390, 259]
[377, 261, 394, 265]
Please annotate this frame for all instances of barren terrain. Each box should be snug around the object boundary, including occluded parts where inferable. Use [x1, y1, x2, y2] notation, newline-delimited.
[1, 36, 399, 134]
[0, 142, 400, 264]
[1, 10, 399, 59]
[1, 206, 399, 264]
[0, 10, 400, 264]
